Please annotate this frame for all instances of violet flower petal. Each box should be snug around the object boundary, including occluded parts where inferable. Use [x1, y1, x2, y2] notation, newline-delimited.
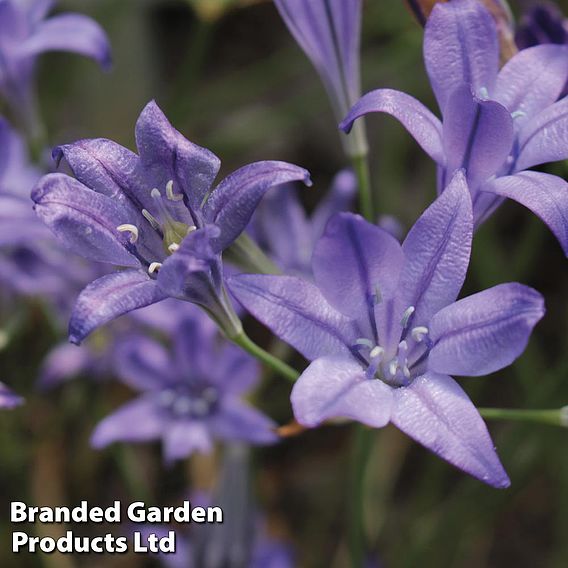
[392, 372, 510, 488]
[91, 397, 163, 448]
[228, 274, 358, 360]
[399, 171, 472, 328]
[114, 335, 177, 392]
[290, 356, 393, 428]
[135, 101, 221, 212]
[204, 161, 312, 252]
[18, 13, 111, 69]
[69, 270, 167, 344]
[494, 44, 568, 124]
[32, 173, 141, 267]
[484, 171, 568, 255]
[210, 345, 260, 395]
[312, 212, 404, 333]
[424, 0, 499, 111]
[442, 85, 514, 188]
[429, 283, 544, 376]
[0, 382, 23, 409]
[515, 96, 568, 171]
[38, 342, 95, 389]
[210, 399, 278, 444]
[163, 421, 213, 462]
[340, 89, 444, 163]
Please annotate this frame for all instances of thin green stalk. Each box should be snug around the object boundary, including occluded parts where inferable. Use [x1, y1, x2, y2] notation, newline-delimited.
[479, 406, 568, 428]
[349, 425, 374, 568]
[352, 152, 373, 222]
[232, 331, 299, 383]
[225, 233, 282, 275]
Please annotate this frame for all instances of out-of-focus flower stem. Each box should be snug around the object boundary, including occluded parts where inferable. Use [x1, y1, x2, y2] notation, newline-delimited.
[232, 331, 299, 383]
[351, 152, 373, 222]
[479, 406, 568, 428]
[226, 232, 282, 275]
[349, 425, 374, 568]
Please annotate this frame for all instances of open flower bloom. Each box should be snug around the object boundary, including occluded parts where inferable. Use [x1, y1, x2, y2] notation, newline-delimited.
[91, 309, 277, 462]
[274, 0, 367, 157]
[252, 168, 356, 277]
[31, 101, 311, 343]
[230, 172, 545, 487]
[341, 0, 568, 255]
[0, 0, 111, 128]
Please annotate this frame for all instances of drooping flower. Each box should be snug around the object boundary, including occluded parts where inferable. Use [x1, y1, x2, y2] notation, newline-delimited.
[91, 308, 277, 461]
[31, 100, 311, 343]
[0, 381, 23, 409]
[229, 171, 545, 487]
[274, 0, 367, 157]
[252, 168, 356, 277]
[0, 0, 111, 130]
[341, 0, 568, 255]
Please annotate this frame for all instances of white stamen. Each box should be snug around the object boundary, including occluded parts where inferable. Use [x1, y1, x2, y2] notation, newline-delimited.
[355, 338, 374, 349]
[369, 346, 384, 359]
[511, 110, 526, 120]
[150, 188, 162, 199]
[478, 87, 489, 100]
[402, 365, 411, 379]
[411, 326, 429, 342]
[148, 262, 162, 274]
[142, 208, 160, 230]
[168, 243, 180, 253]
[172, 397, 192, 416]
[373, 284, 382, 305]
[159, 389, 175, 407]
[401, 306, 415, 328]
[187, 225, 197, 234]
[116, 223, 139, 243]
[191, 399, 210, 417]
[166, 180, 183, 201]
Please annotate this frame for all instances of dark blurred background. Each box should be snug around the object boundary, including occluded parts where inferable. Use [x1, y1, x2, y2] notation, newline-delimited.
[0, 0, 567, 566]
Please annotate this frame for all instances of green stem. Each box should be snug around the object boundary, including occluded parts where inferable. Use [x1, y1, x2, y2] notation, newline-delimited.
[352, 152, 373, 222]
[232, 331, 299, 383]
[479, 406, 568, 427]
[225, 233, 282, 275]
[349, 425, 374, 568]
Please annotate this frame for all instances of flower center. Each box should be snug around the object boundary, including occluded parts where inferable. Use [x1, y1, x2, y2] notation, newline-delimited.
[116, 180, 197, 275]
[353, 305, 431, 387]
[158, 384, 219, 419]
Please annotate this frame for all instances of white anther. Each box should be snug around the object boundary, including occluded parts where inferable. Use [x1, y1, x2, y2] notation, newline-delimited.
[191, 399, 210, 417]
[369, 346, 384, 359]
[389, 359, 398, 377]
[355, 338, 374, 349]
[148, 262, 162, 274]
[402, 365, 411, 379]
[511, 110, 526, 120]
[373, 285, 383, 305]
[166, 180, 184, 201]
[401, 306, 415, 328]
[159, 389, 175, 407]
[142, 208, 160, 230]
[411, 326, 429, 342]
[172, 397, 192, 416]
[151, 188, 162, 199]
[187, 225, 197, 234]
[116, 223, 139, 243]
[478, 87, 489, 100]
[168, 243, 180, 253]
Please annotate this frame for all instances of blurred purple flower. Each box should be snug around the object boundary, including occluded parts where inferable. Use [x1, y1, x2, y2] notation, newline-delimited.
[0, 381, 23, 408]
[274, 0, 367, 157]
[516, 3, 568, 48]
[0, 0, 111, 128]
[253, 169, 356, 277]
[230, 171, 545, 487]
[31, 100, 311, 344]
[91, 308, 277, 461]
[341, 0, 568, 255]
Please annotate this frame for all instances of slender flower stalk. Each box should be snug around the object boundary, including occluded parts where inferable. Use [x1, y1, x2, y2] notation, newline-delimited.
[479, 406, 568, 428]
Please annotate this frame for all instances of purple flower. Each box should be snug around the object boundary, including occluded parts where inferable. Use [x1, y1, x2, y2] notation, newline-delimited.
[0, 0, 111, 127]
[274, 0, 367, 157]
[91, 308, 277, 461]
[516, 3, 568, 49]
[253, 169, 356, 277]
[229, 171, 545, 487]
[31, 101, 311, 343]
[341, 0, 568, 255]
[0, 381, 23, 409]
